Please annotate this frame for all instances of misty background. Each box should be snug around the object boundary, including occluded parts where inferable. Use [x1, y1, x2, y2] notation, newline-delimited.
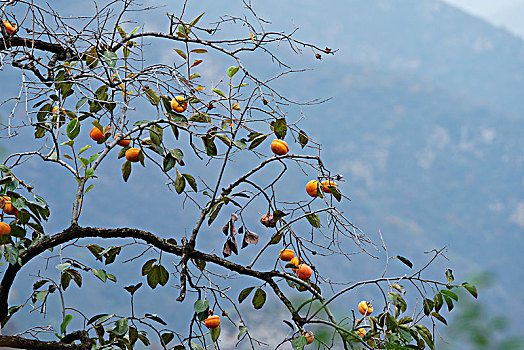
[1, 0, 523, 348]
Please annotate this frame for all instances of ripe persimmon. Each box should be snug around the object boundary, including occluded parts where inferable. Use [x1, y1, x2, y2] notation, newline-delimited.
[321, 180, 337, 193]
[0, 222, 11, 236]
[271, 139, 289, 156]
[279, 249, 294, 261]
[114, 134, 131, 147]
[171, 96, 188, 113]
[2, 196, 18, 216]
[290, 257, 301, 273]
[203, 315, 220, 329]
[125, 148, 141, 162]
[302, 331, 314, 344]
[358, 300, 373, 316]
[89, 127, 104, 142]
[306, 180, 319, 197]
[354, 328, 366, 340]
[3, 20, 16, 35]
[297, 264, 312, 280]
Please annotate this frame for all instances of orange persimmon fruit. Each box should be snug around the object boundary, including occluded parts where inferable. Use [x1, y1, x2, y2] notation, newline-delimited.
[297, 264, 312, 280]
[0, 222, 11, 236]
[305, 180, 319, 197]
[125, 148, 141, 163]
[321, 180, 337, 193]
[114, 134, 131, 147]
[358, 300, 373, 316]
[171, 96, 188, 113]
[203, 315, 220, 329]
[3, 20, 16, 35]
[279, 249, 294, 262]
[271, 139, 289, 156]
[89, 127, 104, 142]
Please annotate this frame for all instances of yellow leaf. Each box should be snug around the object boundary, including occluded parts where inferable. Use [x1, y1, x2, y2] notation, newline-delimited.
[250, 32, 255, 43]
[196, 86, 205, 91]
[232, 102, 241, 111]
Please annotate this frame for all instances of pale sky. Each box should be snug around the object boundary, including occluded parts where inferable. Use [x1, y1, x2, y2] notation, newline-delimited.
[442, 0, 524, 38]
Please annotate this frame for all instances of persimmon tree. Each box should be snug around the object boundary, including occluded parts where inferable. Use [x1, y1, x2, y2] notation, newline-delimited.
[0, 1, 477, 349]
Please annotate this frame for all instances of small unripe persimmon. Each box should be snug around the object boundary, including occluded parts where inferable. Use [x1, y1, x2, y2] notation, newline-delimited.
[297, 264, 312, 280]
[125, 148, 141, 163]
[0, 222, 11, 236]
[270, 139, 289, 156]
[279, 249, 294, 262]
[89, 127, 104, 142]
[358, 300, 373, 316]
[203, 315, 220, 329]
[171, 96, 188, 113]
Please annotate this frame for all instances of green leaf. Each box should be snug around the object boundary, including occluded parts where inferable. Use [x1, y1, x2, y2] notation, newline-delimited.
[66, 118, 80, 139]
[443, 294, 454, 312]
[88, 313, 113, 326]
[252, 288, 266, 310]
[78, 144, 91, 155]
[130, 26, 140, 35]
[193, 300, 209, 314]
[210, 326, 220, 342]
[149, 125, 163, 145]
[461, 282, 478, 298]
[431, 311, 447, 325]
[237, 326, 247, 340]
[91, 269, 107, 282]
[144, 88, 160, 106]
[203, 136, 217, 156]
[415, 325, 434, 350]
[183, 174, 197, 191]
[234, 139, 247, 150]
[161, 332, 175, 345]
[445, 268, 454, 284]
[75, 97, 88, 110]
[116, 25, 126, 39]
[423, 298, 434, 316]
[56, 263, 71, 272]
[388, 292, 407, 313]
[440, 289, 458, 301]
[434, 292, 443, 313]
[113, 318, 128, 336]
[60, 314, 73, 335]
[291, 336, 307, 350]
[189, 12, 205, 27]
[101, 51, 118, 68]
[238, 286, 255, 304]
[298, 130, 308, 148]
[189, 112, 210, 123]
[174, 48, 187, 60]
[145, 313, 168, 326]
[122, 160, 131, 182]
[6, 245, 19, 265]
[394, 256, 413, 269]
[273, 118, 287, 139]
[305, 212, 321, 228]
[269, 231, 282, 245]
[227, 66, 239, 78]
[175, 170, 186, 194]
[163, 154, 176, 172]
[212, 88, 226, 98]
[158, 265, 169, 286]
[247, 134, 268, 150]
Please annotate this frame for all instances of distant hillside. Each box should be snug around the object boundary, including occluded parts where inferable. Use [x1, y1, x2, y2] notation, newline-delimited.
[1, 0, 524, 347]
